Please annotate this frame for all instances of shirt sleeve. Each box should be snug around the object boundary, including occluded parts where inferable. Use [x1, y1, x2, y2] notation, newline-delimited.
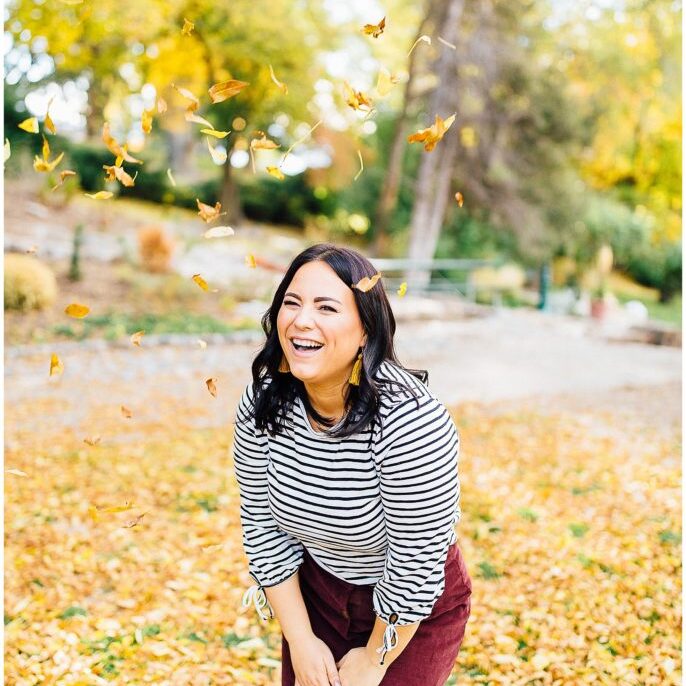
[372, 394, 461, 664]
[231, 382, 304, 620]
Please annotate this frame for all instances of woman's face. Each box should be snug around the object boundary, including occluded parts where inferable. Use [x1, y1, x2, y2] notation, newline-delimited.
[277, 261, 367, 386]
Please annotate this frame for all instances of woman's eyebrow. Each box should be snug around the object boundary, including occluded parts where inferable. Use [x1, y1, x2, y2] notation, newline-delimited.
[285, 292, 342, 304]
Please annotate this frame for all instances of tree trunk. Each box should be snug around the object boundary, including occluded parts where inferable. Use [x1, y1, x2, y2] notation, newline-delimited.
[405, 0, 464, 290]
[220, 148, 244, 225]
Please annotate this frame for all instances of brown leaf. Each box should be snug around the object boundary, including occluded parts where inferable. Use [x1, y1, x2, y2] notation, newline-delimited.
[206, 377, 218, 398]
[353, 273, 382, 292]
[208, 79, 249, 104]
[196, 198, 222, 223]
[83, 436, 102, 446]
[130, 330, 145, 347]
[455, 191, 464, 207]
[407, 113, 456, 152]
[362, 16, 385, 38]
[122, 511, 147, 528]
[121, 405, 133, 419]
[343, 81, 373, 112]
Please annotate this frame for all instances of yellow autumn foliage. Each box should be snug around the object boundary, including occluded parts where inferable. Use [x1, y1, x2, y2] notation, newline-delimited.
[4, 253, 58, 312]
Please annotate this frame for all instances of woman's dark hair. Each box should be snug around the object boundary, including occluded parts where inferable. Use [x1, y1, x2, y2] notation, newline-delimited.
[245, 242, 429, 443]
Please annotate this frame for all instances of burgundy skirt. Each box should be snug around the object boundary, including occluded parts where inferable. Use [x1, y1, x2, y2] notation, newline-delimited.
[281, 541, 472, 686]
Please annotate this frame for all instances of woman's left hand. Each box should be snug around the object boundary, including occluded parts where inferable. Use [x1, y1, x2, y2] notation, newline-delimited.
[335, 647, 387, 686]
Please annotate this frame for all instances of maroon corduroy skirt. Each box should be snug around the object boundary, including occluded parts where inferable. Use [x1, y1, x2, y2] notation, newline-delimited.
[281, 541, 472, 686]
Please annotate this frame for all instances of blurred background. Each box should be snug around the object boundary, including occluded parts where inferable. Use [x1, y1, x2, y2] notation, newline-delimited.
[4, 1, 682, 685]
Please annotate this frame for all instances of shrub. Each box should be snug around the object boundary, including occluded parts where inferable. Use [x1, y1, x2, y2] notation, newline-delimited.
[137, 225, 175, 273]
[4, 253, 57, 312]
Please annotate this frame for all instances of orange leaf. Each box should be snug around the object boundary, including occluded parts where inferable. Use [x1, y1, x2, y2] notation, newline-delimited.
[250, 133, 280, 150]
[192, 273, 219, 292]
[208, 79, 249, 104]
[343, 81, 373, 112]
[64, 303, 90, 318]
[206, 377, 218, 397]
[353, 273, 382, 292]
[362, 16, 385, 38]
[121, 405, 133, 419]
[455, 191, 464, 207]
[130, 330, 145, 347]
[51, 169, 76, 191]
[196, 198, 222, 222]
[407, 113, 456, 152]
[171, 83, 200, 111]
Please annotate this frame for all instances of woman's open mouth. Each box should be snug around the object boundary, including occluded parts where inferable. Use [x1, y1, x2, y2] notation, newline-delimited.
[290, 339, 325, 357]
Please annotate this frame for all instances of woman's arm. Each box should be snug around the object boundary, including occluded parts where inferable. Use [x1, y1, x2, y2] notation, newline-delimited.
[263, 570, 315, 643]
[364, 617, 420, 668]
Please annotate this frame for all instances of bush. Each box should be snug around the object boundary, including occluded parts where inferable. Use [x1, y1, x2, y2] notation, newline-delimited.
[138, 225, 175, 273]
[4, 253, 57, 312]
[627, 241, 682, 303]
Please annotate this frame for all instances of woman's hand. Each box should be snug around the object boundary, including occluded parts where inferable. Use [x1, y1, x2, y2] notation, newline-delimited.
[291, 633, 342, 686]
[336, 647, 388, 686]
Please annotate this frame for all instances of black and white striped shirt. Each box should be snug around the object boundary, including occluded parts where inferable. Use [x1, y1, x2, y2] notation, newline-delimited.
[232, 359, 461, 661]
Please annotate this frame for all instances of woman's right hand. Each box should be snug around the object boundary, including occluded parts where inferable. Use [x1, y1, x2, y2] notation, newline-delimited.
[291, 633, 342, 686]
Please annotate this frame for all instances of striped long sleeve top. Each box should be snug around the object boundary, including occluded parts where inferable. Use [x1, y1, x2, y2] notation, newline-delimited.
[231, 359, 461, 664]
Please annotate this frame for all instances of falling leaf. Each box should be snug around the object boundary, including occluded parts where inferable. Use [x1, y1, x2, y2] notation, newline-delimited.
[85, 191, 113, 200]
[196, 198, 222, 223]
[455, 191, 464, 207]
[206, 377, 218, 398]
[266, 166, 284, 180]
[171, 83, 200, 111]
[4, 138, 10, 162]
[397, 281, 407, 297]
[208, 79, 249, 104]
[122, 512, 147, 528]
[141, 109, 154, 134]
[200, 128, 230, 139]
[437, 36, 457, 49]
[83, 436, 101, 446]
[51, 169, 76, 191]
[6, 468, 28, 477]
[103, 164, 136, 187]
[353, 273, 382, 292]
[182, 17, 194, 35]
[197, 339, 207, 349]
[192, 274, 219, 292]
[376, 67, 400, 97]
[157, 97, 168, 114]
[407, 34, 431, 57]
[102, 122, 143, 163]
[279, 120, 321, 167]
[64, 303, 90, 318]
[343, 81, 373, 112]
[18, 117, 39, 133]
[49, 353, 63, 376]
[245, 254, 257, 268]
[407, 113, 456, 152]
[203, 226, 235, 238]
[185, 111, 213, 128]
[33, 135, 64, 172]
[250, 134, 280, 150]
[363, 16, 386, 38]
[269, 65, 288, 94]
[166, 169, 177, 187]
[44, 96, 56, 134]
[206, 137, 227, 165]
[353, 150, 364, 181]
[131, 330, 145, 347]
[121, 405, 133, 419]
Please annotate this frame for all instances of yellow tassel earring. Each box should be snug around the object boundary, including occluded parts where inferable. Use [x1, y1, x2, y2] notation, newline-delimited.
[349, 349, 363, 386]
[278, 353, 290, 373]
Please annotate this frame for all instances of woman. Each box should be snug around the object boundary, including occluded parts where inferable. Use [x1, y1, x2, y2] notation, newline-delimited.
[232, 243, 472, 686]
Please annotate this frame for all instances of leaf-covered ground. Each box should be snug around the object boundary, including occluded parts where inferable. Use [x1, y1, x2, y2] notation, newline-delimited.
[5, 388, 681, 685]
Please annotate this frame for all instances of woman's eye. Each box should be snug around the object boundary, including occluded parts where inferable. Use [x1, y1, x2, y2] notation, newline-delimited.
[283, 300, 336, 312]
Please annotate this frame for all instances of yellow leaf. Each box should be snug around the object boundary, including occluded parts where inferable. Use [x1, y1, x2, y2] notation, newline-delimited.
[455, 191, 464, 207]
[437, 36, 456, 49]
[49, 353, 63, 376]
[101, 501, 135, 513]
[102, 122, 143, 163]
[354, 149, 364, 181]
[206, 137, 227, 165]
[343, 81, 373, 112]
[376, 67, 400, 97]
[206, 377, 218, 397]
[397, 281, 407, 297]
[130, 330, 145, 347]
[120, 405, 133, 419]
[185, 111, 213, 127]
[85, 191, 113, 200]
[171, 83, 200, 111]
[245, 254, 257, 268]
[33, 151, 64, 173]
[51, 169, 76, 191]
[6, 468, 28, 477]
[64, 303, 90, 318]
[166, 168, 177, 187]
[269, 65, 288, 95]
[196, 198, 223, 222]
[266, 166, 284, 180]
[250, 134, 280, 150]
[200, 128, 230, 139]
[4, 138, 10, 162]
[182, 17, 194, 35]
[157, 97, 168, 114]
[192, 273, 219, 292]
[208, 79, 249, 104]
[407, 113, 456, 152]
[141, 109, 153, 134]
[18, 117, 39, 133]
[103, 164, 136, 187]
[407, 34, 431, 57]
[203, 226, 235, 238]
[353, 273, 382, 292]
[279, 120, 321, 167]
[362, 16, 385, 38]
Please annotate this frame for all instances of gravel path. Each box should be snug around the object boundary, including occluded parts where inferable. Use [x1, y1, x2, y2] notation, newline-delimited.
[5, 308, 680, 449]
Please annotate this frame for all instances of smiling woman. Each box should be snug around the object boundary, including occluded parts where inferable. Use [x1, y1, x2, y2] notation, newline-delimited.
[231, 243, 471, 686]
